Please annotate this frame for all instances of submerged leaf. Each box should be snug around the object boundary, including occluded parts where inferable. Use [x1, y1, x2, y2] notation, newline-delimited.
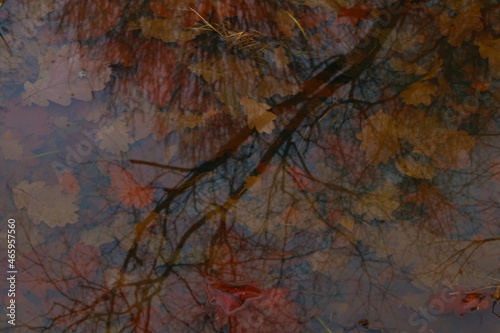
[13, 180, 79, 227]
[22, 43, 111, 106]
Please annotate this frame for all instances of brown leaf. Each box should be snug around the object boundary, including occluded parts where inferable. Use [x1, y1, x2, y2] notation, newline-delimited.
[240, 96, 276, 134]
[22, 43, 111, 106]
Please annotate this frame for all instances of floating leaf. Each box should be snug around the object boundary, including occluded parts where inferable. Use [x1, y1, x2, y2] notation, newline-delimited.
[240, 96, 276, 134]
[95, 118, 135, 154]
[22, 43, 111, 106]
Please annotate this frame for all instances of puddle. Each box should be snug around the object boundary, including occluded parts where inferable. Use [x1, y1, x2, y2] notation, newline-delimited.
[1, 0, 499, 332]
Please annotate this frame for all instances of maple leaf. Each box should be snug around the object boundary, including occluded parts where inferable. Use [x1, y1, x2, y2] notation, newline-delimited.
[475, 37, 500, 78]
[240, 96, 276, 134]
[108, 165, 154, 209]
[356, 110, 400, 164]
[13, 180, 79, 227]
[22, 43, 111, 106]
[439, 2, 483, 47]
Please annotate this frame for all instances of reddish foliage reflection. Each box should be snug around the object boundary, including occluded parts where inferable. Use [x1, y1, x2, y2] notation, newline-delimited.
[205, 278, 300, 332]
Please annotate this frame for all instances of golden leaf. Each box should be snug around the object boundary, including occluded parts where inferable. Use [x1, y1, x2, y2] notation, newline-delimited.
[240, 96, 276, 134]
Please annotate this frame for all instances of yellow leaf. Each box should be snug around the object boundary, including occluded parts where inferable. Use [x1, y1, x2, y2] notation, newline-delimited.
[240, 96, 276, 134]
[400, 81, 438, 106]
[475, 38, 500, 78]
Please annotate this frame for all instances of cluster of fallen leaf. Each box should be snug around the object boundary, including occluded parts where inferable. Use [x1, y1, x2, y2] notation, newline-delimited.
[2, 0, 500, 331]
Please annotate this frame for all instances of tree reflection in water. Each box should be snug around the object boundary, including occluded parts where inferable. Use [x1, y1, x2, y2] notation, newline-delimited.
[1, 0, 500, 332]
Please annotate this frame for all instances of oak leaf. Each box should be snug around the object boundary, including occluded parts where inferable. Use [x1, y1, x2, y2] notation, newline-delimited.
[240, 96, 276, 134]
[22, 44, 111, 106]
[13, 180, 79, 227]
[95, 118, 135, 154]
